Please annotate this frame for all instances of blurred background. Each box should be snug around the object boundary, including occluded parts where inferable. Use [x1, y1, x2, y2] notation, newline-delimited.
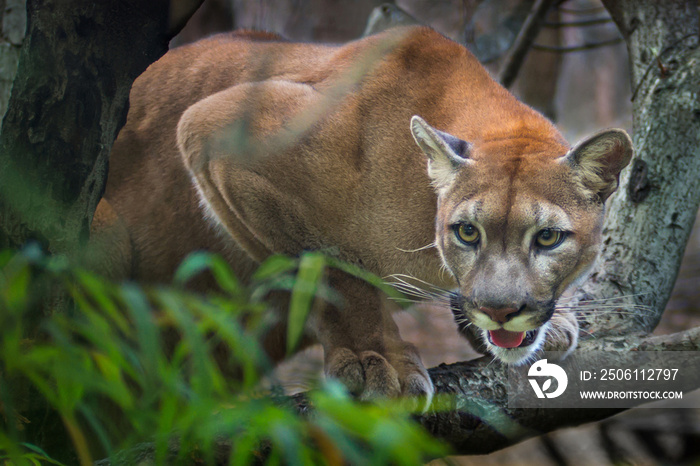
[171, 0, 700, 464]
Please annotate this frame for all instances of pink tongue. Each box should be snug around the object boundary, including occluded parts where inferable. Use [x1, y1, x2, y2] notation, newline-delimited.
[489, 329, 525, 348]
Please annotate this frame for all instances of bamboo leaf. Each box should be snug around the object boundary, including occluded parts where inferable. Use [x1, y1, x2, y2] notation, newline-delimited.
[287, 252, 326, 355]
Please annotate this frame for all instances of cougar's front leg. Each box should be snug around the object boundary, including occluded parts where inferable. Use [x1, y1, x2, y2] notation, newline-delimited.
[177, 80, 433, 404]
[314, 270, 434, 405]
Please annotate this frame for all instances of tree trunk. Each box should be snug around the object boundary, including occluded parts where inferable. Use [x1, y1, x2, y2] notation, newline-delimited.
[0, 2, 202, 463]
[0, 0, 25, 124]
[0, 0, 199, 257]
[576, 0, 700, 337]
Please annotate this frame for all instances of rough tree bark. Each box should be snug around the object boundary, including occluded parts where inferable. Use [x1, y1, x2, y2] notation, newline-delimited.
[0, 0, 202, 257]
[0, 0, 25, 123]
[574, 0, 700, 336]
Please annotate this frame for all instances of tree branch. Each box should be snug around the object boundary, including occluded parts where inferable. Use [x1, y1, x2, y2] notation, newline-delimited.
[557, 5, 605, 15]
[497, 0, 557, 88]
[532, 37, 622, 52]
[542, 18, 612, 28]
[94, 324, 700, 464]
[422, 327, 700, 454]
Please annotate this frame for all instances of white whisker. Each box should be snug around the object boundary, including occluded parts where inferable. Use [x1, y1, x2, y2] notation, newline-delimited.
[386, 274, 456, 308]
[485, 354, 498, 368]
[391, 286, 440, 301]
[387, 273, 451, 293]
[557, 292, 653, 304]
[572, 309, 654, 316]
[555, 292, 657, 327]
[395, 242, 437, 253]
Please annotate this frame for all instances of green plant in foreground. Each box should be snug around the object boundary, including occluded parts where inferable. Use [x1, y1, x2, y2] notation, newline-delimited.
[0, 246, 447, 465]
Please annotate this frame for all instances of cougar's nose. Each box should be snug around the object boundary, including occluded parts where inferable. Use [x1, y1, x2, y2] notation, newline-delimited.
[479, 306, 520, 324]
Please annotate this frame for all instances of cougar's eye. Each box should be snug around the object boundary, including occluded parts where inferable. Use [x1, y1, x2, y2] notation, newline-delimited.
[535, 229, 565, 249]
[455, 223, 480, 245]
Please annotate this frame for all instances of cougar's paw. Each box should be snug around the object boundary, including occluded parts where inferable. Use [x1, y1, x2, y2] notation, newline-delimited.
[357, 351, 401, 399]
[543, 310, 579, 356]
[326, 348, 366, 395]
[325, 346, 434, 411]
[326, 348, 401, 399]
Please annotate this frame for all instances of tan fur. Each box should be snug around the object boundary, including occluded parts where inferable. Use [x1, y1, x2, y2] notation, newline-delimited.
[94, 27, 632, 402]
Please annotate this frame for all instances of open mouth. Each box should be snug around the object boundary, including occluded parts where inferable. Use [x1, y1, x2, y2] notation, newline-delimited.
[487, 328, 540, 348]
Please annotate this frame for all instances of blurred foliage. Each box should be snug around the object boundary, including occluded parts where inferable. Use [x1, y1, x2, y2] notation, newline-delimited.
[0, 246, 446, 465]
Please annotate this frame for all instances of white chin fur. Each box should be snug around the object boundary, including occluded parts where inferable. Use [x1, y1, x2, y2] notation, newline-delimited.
[484, 321, 550, 366]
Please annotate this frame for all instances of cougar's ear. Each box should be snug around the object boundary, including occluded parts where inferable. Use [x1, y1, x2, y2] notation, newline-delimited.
[559, 129, 633, 202]
[410, 115, 471, 188]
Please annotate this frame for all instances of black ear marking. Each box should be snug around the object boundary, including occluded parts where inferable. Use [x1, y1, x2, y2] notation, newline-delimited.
[410, 115, 473, 188]
[435, 129, 471, 160]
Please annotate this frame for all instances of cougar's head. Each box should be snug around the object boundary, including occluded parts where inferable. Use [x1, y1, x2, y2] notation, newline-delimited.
[410, 116, 632, 364]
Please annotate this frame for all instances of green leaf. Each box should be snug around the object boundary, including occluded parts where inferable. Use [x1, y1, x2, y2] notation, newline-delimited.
[173, 251, 243, 297]
[0, 247, 449, 465]
[209, 255, 243, 297]
[120, 283, 163, 383]
[0, 249, 15, 268]
[173, 251, 215, 285]
[287, 252, 326, 355]
[19, 443, 53, 460]
[252, 255, 297, 281]
[1, 260, 30, 311]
